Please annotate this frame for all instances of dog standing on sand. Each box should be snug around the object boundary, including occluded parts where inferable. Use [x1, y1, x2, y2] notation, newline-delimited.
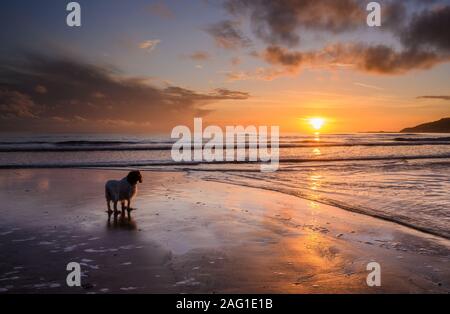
[105, 170, 143, 218]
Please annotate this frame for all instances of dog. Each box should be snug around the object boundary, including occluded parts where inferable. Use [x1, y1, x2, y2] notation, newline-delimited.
[105, 170, 143, 218]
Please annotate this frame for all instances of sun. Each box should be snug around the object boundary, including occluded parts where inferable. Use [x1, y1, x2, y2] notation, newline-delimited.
[308, 117, 325, 130]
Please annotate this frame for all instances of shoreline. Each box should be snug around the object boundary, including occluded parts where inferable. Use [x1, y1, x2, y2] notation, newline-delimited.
[0, 169, 449, 293]
[201, 176, 450, 241]
[2, 165, 449, 239]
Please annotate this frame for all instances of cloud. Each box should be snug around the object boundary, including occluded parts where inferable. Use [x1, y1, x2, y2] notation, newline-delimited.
[162, 86, 249, 101]
[223, 42, 449, 81]
[231, 57, 241, 66]
[188, 51, 210, 61]
[224, 0, 438, 46]
[416, 95, 450, 101]
[218, 0, 450, 79]
[381, 1, 408, 31]
[0, 53, 250, 132]
[91, 91, 106, 99]
[210, 88, 250, 99]
[0, 89, 41, 119]
[34, 85, 47, 94]
[400, 6, 450, 52]
[224, 0, 366, 46]
[261, 43, 449, 76]
[355, 44, 447, 74]
[97, 119, 152, 128]
[138, 39, 161, 52]
[263, 45, 306, 68]
[146, 2, 175, 19]
[205, 20, 251, 49]
[224, 67, 291, 81]
[353, 82, 385, 91]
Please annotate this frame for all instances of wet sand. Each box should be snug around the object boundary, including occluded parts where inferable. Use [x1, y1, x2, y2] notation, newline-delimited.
[0, 169, 449, 293]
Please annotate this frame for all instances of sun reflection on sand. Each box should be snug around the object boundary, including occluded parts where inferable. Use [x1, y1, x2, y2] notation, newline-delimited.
[314, 132, 321, 141]
[309, 174, 322, 190]
[312, 148, 321, 156]
[307, 171, 323, 202]
[279, 227, 360, 293]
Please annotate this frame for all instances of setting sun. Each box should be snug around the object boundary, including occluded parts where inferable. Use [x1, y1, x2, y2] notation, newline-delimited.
[309, 117, 325, 130]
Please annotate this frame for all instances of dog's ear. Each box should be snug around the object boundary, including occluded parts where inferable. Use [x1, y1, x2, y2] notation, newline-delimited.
[127, 170, 142, 184]
[127, 171, 137, 184]
[136, 170, 143, 183]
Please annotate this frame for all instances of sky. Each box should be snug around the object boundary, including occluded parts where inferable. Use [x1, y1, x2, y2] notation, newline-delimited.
[0, 0, 449, 134]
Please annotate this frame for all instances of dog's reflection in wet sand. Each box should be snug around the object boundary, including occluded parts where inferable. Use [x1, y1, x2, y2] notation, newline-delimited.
[107, 210, 137, 230]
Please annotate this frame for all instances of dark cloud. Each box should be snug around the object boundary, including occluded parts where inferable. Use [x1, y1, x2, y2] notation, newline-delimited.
[224, 0, 447, 47]
[381, 1, 408, 31]
[162, 86, 249, 101]
[357, 45, 446, 74]
[416, 95, 450, 100]
[0, 90, 41, 119]
[205, 20, 251, 49]
[401, 6, 450, 52]
[211, 88, 250, 99]
[224, 0, 366, 46]
[261, 43, 449, 75]
[218, 0, 450, 79]
[0, 54, 250, 132]
[263, 45, 305, 67]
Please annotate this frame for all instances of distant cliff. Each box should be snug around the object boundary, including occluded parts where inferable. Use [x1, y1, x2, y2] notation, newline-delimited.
[401, 118, 450, 133]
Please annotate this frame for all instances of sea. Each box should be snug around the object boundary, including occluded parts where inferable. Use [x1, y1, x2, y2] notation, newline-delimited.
[0, 132, 449, 238]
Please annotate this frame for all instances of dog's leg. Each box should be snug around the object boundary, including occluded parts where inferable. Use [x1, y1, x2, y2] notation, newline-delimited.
[107, 200, 113, 214]
[113, 201, 119, 216]
[121, 201, 126, 214]
[106, 200, 113, 221]
[126, 198, 132, 219]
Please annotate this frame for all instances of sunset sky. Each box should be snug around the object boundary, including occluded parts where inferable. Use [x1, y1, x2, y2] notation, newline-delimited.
[0, 0, 449, 134]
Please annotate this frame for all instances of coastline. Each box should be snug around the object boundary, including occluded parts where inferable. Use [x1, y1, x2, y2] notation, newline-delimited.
[200, 174, 450, 240]
[0, 169, 449, 293]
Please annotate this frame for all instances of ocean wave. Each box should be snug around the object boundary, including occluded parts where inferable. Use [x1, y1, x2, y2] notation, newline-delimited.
[0, 140, 171, 146]
[0, 154, 449, 169]
[394, 136, 450, 142]
[1, 141, 449, 152]
[201, 176, 450, 239]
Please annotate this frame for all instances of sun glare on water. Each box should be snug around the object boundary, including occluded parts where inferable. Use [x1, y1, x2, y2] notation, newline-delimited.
[308, 117, 325, 130]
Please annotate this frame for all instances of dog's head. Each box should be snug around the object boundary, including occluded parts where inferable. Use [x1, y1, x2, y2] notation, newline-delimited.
[127, 170, 143, 185]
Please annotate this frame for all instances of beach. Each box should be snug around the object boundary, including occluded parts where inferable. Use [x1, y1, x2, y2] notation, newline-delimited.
[1, 0, 450, 300]
[0, 169, 449, 293]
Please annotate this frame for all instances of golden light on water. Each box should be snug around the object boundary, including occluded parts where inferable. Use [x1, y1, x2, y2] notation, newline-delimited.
[308, 117, 325, 130]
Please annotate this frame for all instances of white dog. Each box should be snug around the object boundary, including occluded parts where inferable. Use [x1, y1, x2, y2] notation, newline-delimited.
[105, 170, 143, 218]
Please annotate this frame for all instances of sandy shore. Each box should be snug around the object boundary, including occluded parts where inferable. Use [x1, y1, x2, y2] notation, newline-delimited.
[0, 169, 449, 293]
